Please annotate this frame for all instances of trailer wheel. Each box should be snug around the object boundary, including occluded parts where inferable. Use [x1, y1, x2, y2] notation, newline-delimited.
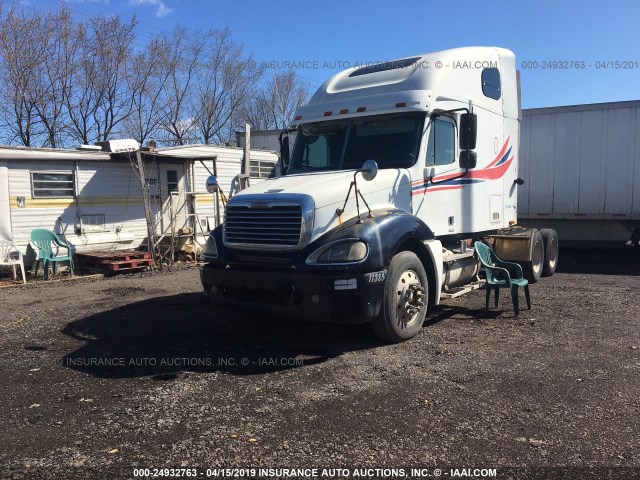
[372, 251, 428, 343]
[540, 228, 559, 277]
[522, 228, 544, 284]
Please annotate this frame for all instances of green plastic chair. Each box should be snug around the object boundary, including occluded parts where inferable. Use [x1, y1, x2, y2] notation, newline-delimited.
[474, 241, 531, 315]
[30, 229, 74, 280]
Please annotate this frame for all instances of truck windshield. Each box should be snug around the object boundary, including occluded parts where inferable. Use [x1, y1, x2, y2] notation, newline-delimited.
[288, 112, 425, 174]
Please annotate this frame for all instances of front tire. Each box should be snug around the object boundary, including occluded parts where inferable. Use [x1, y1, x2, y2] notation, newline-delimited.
[372, 251, 428, 342]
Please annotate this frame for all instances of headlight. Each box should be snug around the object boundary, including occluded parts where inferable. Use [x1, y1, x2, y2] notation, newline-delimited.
[307, 240, 368, 264]
[202, 235, 218, 259]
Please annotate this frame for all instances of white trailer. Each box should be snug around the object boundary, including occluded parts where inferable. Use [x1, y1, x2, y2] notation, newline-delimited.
[518, 100, 640, 246]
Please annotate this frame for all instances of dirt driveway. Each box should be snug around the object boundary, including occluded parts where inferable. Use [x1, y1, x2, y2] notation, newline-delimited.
[0, 250, 639, 480]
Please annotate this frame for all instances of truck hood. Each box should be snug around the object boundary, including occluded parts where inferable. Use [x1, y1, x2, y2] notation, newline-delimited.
[237, 169, 410, 210]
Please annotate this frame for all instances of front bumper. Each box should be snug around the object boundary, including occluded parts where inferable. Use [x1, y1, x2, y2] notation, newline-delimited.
[200, 264, 386, 323]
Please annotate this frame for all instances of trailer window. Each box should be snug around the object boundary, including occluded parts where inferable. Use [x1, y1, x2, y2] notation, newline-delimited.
[426, 119, 455, 166]
[166, 170, 178, 192]
[482, 68, 501, 100]
[250, 160, 276, 178]
[31, 171, 75, 198]
[80, 214, 106, 233]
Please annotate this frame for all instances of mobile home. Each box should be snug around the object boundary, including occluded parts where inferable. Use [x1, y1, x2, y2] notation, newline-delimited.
[0, 143, 278, 265]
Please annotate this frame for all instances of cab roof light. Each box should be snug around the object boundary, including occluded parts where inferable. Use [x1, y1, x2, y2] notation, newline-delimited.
[339, 108, 349, 114]
[356, 107, 366, 112]
[395, 102, 406, 108]
[324, 111, 332, 117]
[294, 115, 302, 121]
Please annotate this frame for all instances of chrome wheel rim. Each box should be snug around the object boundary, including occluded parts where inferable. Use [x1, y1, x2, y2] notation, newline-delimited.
[533, 240, 544, 275]
[395, 269, 425, 327]
[548, 237, 558, 269]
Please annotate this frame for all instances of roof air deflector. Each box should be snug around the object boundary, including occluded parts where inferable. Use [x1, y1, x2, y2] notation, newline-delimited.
[348, 57, 422, 77]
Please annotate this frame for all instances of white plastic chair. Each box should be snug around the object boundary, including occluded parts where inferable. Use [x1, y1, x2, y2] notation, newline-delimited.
[0, 241, 26, 284]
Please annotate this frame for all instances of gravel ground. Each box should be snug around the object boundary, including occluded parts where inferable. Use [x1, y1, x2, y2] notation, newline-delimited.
[0, 250, 639, 480]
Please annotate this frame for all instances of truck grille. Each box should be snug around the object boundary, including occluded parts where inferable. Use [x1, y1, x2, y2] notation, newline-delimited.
[224, 204, 303, 248]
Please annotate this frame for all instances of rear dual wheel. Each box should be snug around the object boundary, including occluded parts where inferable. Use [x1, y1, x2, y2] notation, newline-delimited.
[521, 228, 559, 282]
[541, 228, 559, 277]
[372, 251, 428, 343]
[522, 228, 544, 283]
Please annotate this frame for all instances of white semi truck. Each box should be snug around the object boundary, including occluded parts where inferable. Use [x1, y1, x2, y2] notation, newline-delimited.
[200, 46, 558, 342]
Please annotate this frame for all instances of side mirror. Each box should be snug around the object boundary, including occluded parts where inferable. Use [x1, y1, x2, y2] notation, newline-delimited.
[206, 175, 219, 193]
[360, 159, 378, 181]
[459, 151, 477, 169]
[460, 113, 477, 150]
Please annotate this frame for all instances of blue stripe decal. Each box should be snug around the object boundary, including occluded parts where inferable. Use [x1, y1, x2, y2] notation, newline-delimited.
[495, 147, 512, 166]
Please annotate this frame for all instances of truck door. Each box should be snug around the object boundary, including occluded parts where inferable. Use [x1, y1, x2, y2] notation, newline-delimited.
[413, 116, 460, 237]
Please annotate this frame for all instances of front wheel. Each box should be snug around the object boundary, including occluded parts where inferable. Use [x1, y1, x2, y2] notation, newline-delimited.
[372, 251, 428, 343]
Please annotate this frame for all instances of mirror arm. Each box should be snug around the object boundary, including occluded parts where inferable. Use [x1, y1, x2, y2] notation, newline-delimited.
[336, 168, 374, 222]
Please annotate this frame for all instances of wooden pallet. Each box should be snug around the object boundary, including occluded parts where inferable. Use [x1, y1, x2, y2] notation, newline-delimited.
[75, 250, 155, 273]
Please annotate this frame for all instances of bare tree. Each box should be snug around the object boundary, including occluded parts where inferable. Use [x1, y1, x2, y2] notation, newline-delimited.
[123, 39, 171, 145]
[28, 7, 81, 147]
[239, 94, 273, 132]
[191, 28, 263, 144]
[66, 15, 137, 144]
[0, 5, 269, 148]
[240, 71, 309, 132]
[154, 26, 208, 145]
[0, 6, 48, 146]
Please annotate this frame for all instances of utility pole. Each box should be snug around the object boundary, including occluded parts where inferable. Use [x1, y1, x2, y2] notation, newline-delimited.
[135, 151, 158, 263]
[239, 123, 251, 190]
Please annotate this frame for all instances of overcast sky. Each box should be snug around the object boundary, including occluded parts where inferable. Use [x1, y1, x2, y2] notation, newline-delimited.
[20, 0, 640, 108]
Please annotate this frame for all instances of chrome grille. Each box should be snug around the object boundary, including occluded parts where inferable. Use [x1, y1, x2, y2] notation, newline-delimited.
[224, 204, 303, 248]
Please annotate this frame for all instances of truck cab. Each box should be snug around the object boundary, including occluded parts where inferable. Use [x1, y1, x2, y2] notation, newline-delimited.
[200, 46, 554, 342]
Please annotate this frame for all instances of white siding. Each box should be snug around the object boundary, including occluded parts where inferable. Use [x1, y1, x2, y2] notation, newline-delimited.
[9, 160, 76, 254]
[578, 109, 606, 214]
[552, 112, 579, 213]
[604, 108, 634, 214]
[8, 160, 153, 257]
[0, 161, 11, 241]
[527, 114, 554, 214]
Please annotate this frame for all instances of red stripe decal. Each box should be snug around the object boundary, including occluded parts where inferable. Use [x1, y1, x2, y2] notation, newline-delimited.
[410, 136, 511, 187]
